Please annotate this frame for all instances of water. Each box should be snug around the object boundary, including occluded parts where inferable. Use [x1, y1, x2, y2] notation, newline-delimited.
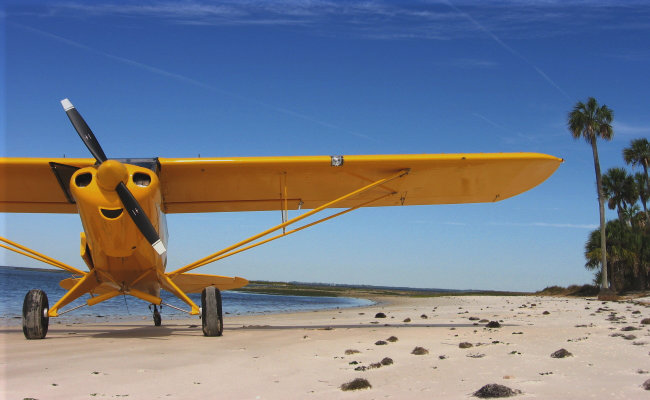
[0, 267, 373, 321]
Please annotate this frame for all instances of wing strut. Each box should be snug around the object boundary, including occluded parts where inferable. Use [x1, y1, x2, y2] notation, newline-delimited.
[168, 169, 409, 277]
[0, 236, 86, 275]
[183, 192, 395, 272]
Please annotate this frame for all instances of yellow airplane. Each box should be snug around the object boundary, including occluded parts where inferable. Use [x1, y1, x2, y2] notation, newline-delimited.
[0, 99, 562, 339]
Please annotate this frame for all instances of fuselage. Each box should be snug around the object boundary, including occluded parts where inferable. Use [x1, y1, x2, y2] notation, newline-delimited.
[69, 161, 167, 297]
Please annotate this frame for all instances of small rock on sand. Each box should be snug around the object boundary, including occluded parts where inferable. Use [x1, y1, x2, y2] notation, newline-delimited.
[641, 318, 650, 325]
[375, 340, 388, 346]
[473, 383, 521, 398]
[375, 312, 387, 318]
[622, 326, 639, 331]
[550, 348, 573, 358]
[403, 318, 411, 323]
[340, 378, 371, 391]
[459, 342, 474, 349]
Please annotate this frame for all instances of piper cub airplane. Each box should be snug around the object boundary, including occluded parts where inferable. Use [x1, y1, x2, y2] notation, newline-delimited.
[0, 99, 562, 339]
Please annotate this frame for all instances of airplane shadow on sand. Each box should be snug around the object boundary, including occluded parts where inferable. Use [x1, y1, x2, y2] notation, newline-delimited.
[1, 322, 514, 340]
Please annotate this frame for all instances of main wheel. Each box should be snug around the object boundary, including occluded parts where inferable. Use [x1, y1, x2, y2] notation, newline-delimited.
[201, 286, 223, 337]
[23, 289, 49, 340]
[153, 306, 162, 326]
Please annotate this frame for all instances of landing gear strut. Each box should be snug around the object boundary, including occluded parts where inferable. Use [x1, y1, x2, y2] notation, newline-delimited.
[201, 286, 223, 337]
[150, 304, 162, 326]
[23, 289, 49, 339]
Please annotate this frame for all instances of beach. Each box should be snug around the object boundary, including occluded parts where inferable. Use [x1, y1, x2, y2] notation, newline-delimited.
[2, 294, 649, 399]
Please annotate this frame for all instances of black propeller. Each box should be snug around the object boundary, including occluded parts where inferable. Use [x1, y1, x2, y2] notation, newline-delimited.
[61, 99, 166, 255]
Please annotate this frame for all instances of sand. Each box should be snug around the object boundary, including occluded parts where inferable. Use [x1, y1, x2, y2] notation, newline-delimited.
[2, 295, 649, 399]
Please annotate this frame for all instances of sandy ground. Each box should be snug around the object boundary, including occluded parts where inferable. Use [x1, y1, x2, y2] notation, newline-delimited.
[2, 295, 649, 400]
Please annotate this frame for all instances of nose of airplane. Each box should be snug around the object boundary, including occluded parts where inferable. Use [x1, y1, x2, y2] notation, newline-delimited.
[96, 160, 128, 191]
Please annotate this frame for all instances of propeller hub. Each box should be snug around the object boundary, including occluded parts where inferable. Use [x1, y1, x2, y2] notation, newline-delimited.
[96, 160, 128, 191]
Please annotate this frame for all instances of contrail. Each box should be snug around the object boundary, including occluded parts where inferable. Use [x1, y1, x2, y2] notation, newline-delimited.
[11, 23, 371, 140]
[444, 1, 571, 101]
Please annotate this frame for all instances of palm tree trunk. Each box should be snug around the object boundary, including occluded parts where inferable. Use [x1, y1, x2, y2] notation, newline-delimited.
[591, 138, 609, 289]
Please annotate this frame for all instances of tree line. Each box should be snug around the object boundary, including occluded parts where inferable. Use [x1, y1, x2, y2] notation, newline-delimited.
[584, 138, 649, 292]
[568, 97, 649, 294]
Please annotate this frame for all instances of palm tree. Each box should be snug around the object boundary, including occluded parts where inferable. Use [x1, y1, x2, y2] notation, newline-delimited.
[634, 172, 649, 220]
[623, 138, 650, 189]
[625, 138, 650, 220]
[585, 220, 641, 291]
[568, 97, 614, 292]
[602, 167, 638, 224]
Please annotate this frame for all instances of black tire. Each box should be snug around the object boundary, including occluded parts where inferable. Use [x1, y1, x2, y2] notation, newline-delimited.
[201, 286, 223, 337]
[23, 289, 49, 340]
[153, 309, 162, 326]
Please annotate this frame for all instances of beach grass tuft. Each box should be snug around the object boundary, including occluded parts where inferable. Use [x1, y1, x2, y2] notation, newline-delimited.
[340, 378, 371, 391]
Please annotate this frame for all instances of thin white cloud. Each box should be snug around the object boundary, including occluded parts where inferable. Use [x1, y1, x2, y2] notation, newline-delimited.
[15, 0, 649, 41]
[614, 122, 650, 135]
[435, 58, 498, 69]
[11, 22, 372, 140]
[443, 0, 572, 100]
[471, 113, 551, 145]
[472, 113, 507, 131]
[489, 221, 598, 229]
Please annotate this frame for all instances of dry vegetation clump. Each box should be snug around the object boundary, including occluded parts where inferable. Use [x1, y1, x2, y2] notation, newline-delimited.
[550, 348, 572, 358]
[473, 383, 521, 398]
[643, 379, 650, 390]
[411, 346, 429, 355]
[340, 378, 371, 391]
[622, 326, 639, 331]
[345, 349, 360, 355]
[387, 336, 398, 342]
[536, 284, 599, 296]
[375, 312, 387, 318]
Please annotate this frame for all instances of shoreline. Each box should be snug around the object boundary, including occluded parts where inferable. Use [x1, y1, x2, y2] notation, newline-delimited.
[0, 293, 379, 327]
[3, 294, 649, 399]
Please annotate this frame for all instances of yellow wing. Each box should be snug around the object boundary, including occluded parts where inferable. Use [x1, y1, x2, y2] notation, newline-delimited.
[158, 153, 562, 213]
[0, 158, 94, 213]
[0, 153, 562, 213]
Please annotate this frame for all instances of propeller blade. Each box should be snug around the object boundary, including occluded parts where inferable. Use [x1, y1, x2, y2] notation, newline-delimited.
[60, 99, 108, 163]
[115, 182, 166, 255]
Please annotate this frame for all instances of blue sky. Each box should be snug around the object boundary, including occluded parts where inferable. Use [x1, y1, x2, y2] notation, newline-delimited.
[2, 1, 650, 291]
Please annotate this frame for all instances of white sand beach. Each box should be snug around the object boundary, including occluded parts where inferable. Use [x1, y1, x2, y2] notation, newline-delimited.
[2, 295, 649, 399]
